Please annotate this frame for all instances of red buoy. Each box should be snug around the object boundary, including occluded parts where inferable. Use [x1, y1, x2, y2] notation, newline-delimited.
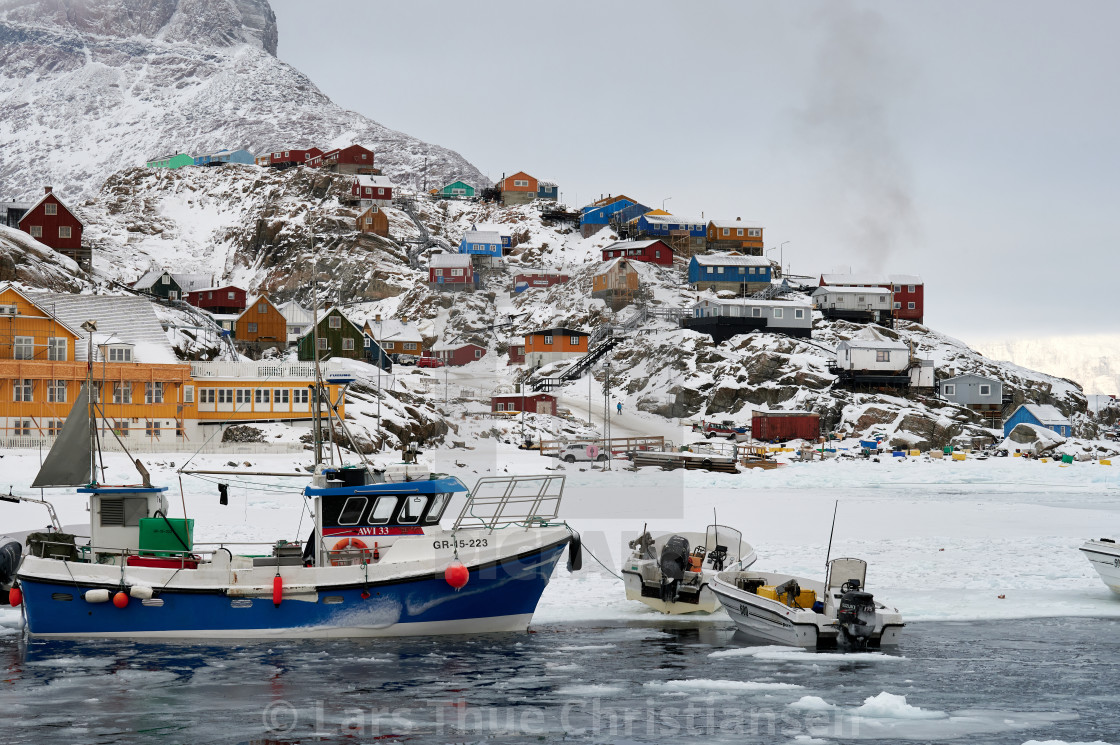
[444, 562, 469, 590]
[9, 587, 22, 607]
[112, 591, 129, 609]
[273, 574, 283, 607]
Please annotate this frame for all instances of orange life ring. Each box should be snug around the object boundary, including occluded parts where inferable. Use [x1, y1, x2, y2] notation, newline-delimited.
[331, 537, 370, 566]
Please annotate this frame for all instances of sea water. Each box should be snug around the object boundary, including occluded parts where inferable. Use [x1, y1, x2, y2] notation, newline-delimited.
[1, 617, 1116, 744]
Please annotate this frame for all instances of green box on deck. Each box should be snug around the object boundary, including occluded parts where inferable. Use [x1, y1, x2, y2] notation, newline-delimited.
[138, 518, 194, 556]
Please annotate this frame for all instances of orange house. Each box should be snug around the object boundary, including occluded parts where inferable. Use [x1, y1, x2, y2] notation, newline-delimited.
[706, 219, 764, 255]
[500, 171, 538, 206]
[523, 327, 589, 368]
[234, 295, 287, 347]
[0, 285, 191, 440]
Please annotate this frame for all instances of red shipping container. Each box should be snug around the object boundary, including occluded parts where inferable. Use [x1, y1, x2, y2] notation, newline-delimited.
[751, 411, 820, 441]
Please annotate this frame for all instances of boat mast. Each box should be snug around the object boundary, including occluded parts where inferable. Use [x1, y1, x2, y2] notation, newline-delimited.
[310, 215, 323, 467]
[81, 320, 98, 484]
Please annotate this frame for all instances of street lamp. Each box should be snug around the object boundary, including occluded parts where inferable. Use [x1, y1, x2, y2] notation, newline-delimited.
[662, 197, 672, 211]
[778, 241, 790, 275]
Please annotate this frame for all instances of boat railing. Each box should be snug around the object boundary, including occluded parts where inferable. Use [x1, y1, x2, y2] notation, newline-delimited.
[453, 475, 566, 531]
[26, 538, 306, 568]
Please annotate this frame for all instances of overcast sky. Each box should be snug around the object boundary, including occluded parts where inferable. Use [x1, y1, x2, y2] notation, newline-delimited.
[269, 0, 1119, 343]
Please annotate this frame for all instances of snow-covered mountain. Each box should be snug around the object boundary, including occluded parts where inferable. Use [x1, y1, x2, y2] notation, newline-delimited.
[0, 0, 486, 200]
[973, 336, 1120, 396]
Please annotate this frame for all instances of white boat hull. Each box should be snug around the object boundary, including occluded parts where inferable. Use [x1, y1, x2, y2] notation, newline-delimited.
[1080, 540, 1120, 595]
[622, 569, 721, 614]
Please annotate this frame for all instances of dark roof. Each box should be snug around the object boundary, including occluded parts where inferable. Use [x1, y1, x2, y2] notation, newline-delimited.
[525, 327, 589, 337]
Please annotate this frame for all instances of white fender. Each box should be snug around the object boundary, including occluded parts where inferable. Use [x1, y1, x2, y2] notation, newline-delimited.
[85, 589, 110, 603]
[129, 585, 154, 600]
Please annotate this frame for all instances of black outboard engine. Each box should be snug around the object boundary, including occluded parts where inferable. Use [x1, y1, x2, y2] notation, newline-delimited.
[658, 535, 690, 602]
[707, 544, 728, 571]
[0, 536, 22, 590]
[837, 588, 877, 648]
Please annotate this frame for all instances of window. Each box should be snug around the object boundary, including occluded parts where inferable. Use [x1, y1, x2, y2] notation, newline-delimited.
[45, 203, 57, 215]
[329, 316, 342, 328]
[227, 291, 235, 300]
[751, 307, 762, 318]
[108, 346, 132, 362]
[47, 380, 66, 403]
[748, 267, 756, 275]
[183, 385, 194, 403]
[737, 228, 744, 237]
[748, 228, 761, 237]
[48, 337, 67, 360]
[979, 384, 991, 396]
[217, 389, 233, 405]
[879, 295, 888, 303]
[451, 268, 463, 277]
[338, 497, 367, 525]
[14, 420, 30, 437]
[236, 389, 251, 405]
[908, 284, 915, 293]
[544, 335, 553, 345]
[369, 497, 397, 524]
[893, 302, 901, 309]
[794, 308, 805, 319]
[514, 179, 529, 187]
[161, 275, 170, 285]
[908, 302, 916, 310]
[293, 389, 309, 405]
[435, 268, 443, 277]
[59, 226, 71, 239]
[14, 379, 32, 402]
[276, 389, 289, 405]
[200, 388, 215, 404]
[14, 336, 33, 359]
[474, 349, 482, 358]
[570, 336, 580, 346]
[377, 188, 385, 196]
[397, 496, 427, 524]
[258, 302, 267, 314]
[365, 217, 372, 225]
[722, 228, 729, 236]
[403, 342, 417, 351]
[47, 420, 63, 436]
[255, 388, 270, 405]
[113, 383, 131, 404]
[893, 284, 902, 292]
[342, 338, 354, 351]
[876, 350, 890, 362]
[773, 308, 784, 319]
[363, 337, 371, 348]
[317, 338, 328, 350]
[115, 420, 129, 437]
[146, 421, 160, 438]
[30, 226, 41, 237]
[717, 266, 724, 274]
[168, 291, 178, 300]
[943, 384, 956, 396]
[247, 322, 258, 333]
[426, 493, 450, 523]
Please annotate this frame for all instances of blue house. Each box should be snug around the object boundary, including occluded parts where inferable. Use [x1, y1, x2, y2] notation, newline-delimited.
[1003, 403, 1073, 438]
[634, 213, 707, 240]
[458, 229, 504, 257]
[688, 253, 772, 292]
[579, 195, 645, 237]
[471, 224, 512, 249]
[194, 149, 255, 167]
[537, 179, 559, 202]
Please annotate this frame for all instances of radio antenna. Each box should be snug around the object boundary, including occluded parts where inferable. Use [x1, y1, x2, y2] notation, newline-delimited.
[824, 500, 839, 570]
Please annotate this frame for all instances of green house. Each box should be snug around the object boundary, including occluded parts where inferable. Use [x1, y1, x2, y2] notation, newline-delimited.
[298, 307, 373, 362]
[437, 180, 476, 199]
[146, 153, 195, 169]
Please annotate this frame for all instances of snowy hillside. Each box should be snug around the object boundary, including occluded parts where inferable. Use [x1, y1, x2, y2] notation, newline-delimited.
[0, 0, 486, 200]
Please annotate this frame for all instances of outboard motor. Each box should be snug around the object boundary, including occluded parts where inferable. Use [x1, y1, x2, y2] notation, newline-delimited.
[658, 535, 690, 602]
[837, 587, 878, 647]
[0, 536, 22, 590]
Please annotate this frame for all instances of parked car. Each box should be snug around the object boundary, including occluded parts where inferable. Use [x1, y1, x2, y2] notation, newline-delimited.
[394, 354, 419, 366]
[417, 356, 444, 368]
[559, 442, 609, 463]
[691, 420, 750, 441]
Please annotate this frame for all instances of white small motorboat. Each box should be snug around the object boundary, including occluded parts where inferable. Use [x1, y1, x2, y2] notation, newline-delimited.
[622, 524, 756, 614]
[1080, 538, 1120, 595]
[710, 557, 904, 649]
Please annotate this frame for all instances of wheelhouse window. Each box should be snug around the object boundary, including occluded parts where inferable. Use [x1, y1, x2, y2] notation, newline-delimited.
[397, 496, 427, 524]
[337, 497, 367, 525]
[368, 497, 398, 524]
[425, 494, 451, 523]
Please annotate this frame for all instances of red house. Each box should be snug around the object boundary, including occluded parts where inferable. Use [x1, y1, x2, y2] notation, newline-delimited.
[319, 145, 377, 174]
[352, 175, 394, 204]
[600, 239, 674, 266]
[514, 271, 569, 293]
[507, 342, 525, 365]
[492, 393, 556, 415]
[888, 274, 924, 324]
[267, 147, 323, 169]
[18, 186, 89, 269]
[432, 342, 487, 366]
[186, 284, 247, 314]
